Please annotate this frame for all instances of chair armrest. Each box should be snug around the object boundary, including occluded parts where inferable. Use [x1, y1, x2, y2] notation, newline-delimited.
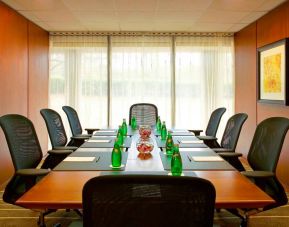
[242, 171, 275, 179]
[54, 146, 78, 151]
[47, 149, 73, 155]
[213, 148, 234, 153]
[85, 128, 99, 135]
[188, 129, 203, 136]
[218, 152, 243, 158]
[16, 168, 50, 176]
[197, 136, 220, 148]
[71, 135, 90, 140]
[75, 134, 91, 138]
[197, 135, 217, 141]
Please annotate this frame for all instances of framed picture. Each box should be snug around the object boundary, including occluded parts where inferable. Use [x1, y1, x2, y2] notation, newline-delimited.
[257, 38, 289, 105]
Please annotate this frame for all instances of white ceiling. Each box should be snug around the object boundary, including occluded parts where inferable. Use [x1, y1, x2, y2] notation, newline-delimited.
[2, 0, 287, 33]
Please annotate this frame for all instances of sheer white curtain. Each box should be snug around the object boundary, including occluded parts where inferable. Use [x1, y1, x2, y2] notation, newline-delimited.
[110, 36, 172, 127]
[49, 34, 234, 138]
[49, 36, 108, 133]
[175, 36, 234, 137]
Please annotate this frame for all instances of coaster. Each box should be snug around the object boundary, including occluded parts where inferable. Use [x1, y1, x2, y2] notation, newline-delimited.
[168, 172, 184, 176]
[109, 164, 125, 169]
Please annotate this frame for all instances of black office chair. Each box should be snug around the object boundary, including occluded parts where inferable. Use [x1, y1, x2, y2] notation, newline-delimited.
[77, 174, 216, 227]
[189, 107, 226, 136]
[129, 103, 158, 127]
[62, 106, 99, 136]
[222, 117, 289, 209]
[200, 113, 248, 150]
[40, 108, 82, 149]
[0, 114, 72, 204]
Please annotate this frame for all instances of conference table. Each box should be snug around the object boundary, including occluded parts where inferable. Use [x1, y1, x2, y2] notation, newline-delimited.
[16, 127, 274, 211]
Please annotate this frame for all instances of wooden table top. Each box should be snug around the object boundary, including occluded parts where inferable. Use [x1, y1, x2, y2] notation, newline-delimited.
[16, 170, 274, 209]
[16, 132, 274, 210]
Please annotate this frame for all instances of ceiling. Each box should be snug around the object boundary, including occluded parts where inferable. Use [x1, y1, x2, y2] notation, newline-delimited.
[2, 0, 287, 33]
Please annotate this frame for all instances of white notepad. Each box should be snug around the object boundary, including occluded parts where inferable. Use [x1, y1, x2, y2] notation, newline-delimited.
[172, 130, 187, 133]
[98, 130, 116, 133]
[179, 147, 211, 152]
[63, 157, 95, 162]
[192, 156, 223, 162]
[86, 140, 111, 143]
[180, 140, 203, 144]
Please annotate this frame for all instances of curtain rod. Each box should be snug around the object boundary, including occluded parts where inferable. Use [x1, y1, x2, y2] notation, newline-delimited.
[49, 31, 234, 37]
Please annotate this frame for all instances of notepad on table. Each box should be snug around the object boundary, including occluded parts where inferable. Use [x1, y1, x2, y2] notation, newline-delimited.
[180, 140, 203, 144]
[63, 157, 95, 162]
[98, 130, 116, 133]
[192, 156, 223, 162]
[86, 140, 111, 143]
[179, 147, 210, 152]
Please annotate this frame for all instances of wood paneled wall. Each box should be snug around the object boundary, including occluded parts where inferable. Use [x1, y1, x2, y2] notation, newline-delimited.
[0, 2, 49, 184]
[234, 23, 257, 156]
[235, 1, 289, 187]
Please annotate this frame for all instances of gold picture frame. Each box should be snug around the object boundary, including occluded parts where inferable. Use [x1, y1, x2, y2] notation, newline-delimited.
[258, 38, 289, 105]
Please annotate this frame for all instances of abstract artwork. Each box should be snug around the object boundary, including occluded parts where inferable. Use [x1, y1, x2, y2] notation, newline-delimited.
[258, 38, 289, 105]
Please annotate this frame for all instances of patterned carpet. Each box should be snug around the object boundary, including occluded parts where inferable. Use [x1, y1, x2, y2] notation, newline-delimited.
[1, 189, 289, 227]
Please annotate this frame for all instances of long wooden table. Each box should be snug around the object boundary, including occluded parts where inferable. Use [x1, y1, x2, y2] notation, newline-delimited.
[16, 130, 274, 210]
[16, 170, 273, 209]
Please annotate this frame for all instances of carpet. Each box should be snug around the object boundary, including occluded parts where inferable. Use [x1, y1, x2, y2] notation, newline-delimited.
[2, 189, 289, 227]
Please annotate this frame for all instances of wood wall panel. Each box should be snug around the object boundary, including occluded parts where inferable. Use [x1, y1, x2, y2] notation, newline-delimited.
[234, 23, 257, 156]
[0, 2, 49, 185]
[0, 2, 28, 184]
[235, 1, 289, 187]
[257, 2, 289, 48]
[28, 22, 49, 152]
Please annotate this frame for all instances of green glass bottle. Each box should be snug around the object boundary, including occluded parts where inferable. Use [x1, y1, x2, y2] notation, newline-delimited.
[171, 144, 182, 176]
[165, 131, 173, 155]
[111, 142, 122, 167]
[156, 116, 161, 132]
[122, 118, 128, 136]
[131, 116, 137, 130]
[117, 126, 124, 145]
[161, 121, 167, 140]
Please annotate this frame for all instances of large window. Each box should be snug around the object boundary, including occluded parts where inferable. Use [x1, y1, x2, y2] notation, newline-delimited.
[110, 36, 172, 126]
[49, 36, 108, 129]
[175, 36, 234, 132]
[49, 34, 234, 136]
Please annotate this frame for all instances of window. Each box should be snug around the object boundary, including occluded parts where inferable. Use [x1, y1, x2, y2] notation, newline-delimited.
[49, 35, 234, 135]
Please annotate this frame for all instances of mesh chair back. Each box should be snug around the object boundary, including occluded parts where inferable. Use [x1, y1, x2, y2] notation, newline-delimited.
[0, 114, 42, 170]
[248, 117, 289, 172]
[129, 103, 158, 127]
[220, 113, 248, 150]
[40, 108, 68, 148]
[205, 107, 226, 137]
[82, 175, 216, 227]
[62, 106, 83, 136]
